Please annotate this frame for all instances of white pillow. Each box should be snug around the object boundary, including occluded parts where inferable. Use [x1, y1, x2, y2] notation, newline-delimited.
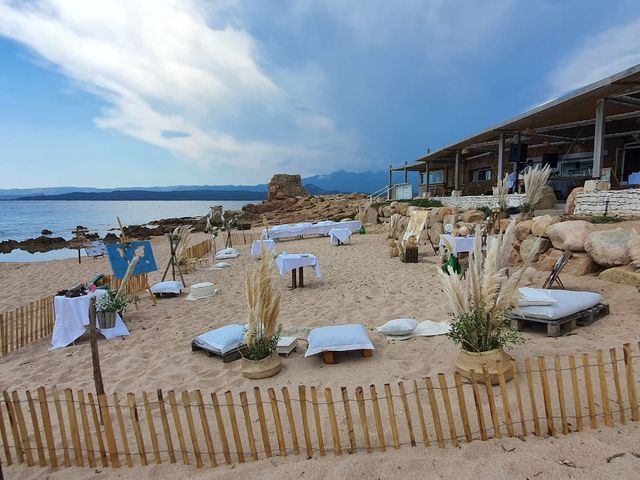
[377, 318, 418, 336]
[517, 287, 558, 307]
[215, 248, 239, 259]
[194, 324, 247, 355]
[212, 262, 231, 269]
[305, 324, 374, 357]
[150, 280, 183, 295]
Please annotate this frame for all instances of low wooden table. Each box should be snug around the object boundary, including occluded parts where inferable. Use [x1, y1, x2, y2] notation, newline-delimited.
[275, 253, 321, 290]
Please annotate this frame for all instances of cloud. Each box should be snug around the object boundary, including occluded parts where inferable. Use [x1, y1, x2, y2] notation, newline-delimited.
[0, 0, 353, 180]
[547, 16, 640, 96]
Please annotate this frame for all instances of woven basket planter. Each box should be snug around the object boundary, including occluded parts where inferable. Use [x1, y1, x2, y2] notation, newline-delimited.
[387, 239, 401, 258]
[241, 353, 282, 379]
[455, 348, 513, 385]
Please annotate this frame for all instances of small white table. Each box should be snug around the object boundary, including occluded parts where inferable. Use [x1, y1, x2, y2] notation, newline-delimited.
[439, 234, 476, 256]
[329, 228, 352, 245]
[251, 239, 276, 258]
[275, 253, 321, 289]
[50, 290, 129, 350]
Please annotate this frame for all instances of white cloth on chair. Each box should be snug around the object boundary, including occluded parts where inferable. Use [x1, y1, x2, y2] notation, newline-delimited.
[50, 290, 129, 350]
[329, 228, 352, 245]
[251, 239, 276, 258]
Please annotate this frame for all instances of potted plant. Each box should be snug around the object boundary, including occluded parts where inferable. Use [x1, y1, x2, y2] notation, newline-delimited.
[241, 245, 283, 379]
[95, 289, 134, 329]
[437, 222, 538, 384]
[519, 164, 551, 220]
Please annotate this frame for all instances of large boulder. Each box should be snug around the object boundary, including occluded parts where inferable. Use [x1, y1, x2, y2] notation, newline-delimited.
[535, 186, 557, 210]
[394, 202, 409, 216]
[585, 228, 633, 267]
[536, 249, 599, 276]
[564, 187, 584, 215]
[546, 220, 594, 252]
[428, 222, 443, 243]
[531, 214, 560, 237]
[363, 204, 379, 225]
[380, 205, 393, 218]
[520, 236, 550, 262]
[599, 265, 640, 285]
[442, 214, 456, 229]
[536, 248, 563, 271]
[515, 220, 533, 242]
[438, 207, 457, 223]
[462, 209, 486, 223]
[426, 208, 441, 228]
[266, 174, 308, 201]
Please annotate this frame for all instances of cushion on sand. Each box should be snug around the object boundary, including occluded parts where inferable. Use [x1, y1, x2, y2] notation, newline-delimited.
[376, 318, 418, 336]
[305, 324, 374, 357]
[193, 324, 247, 355]
[517, 287, 558, 307]
[186, 282, 217, 300]
[215, 248, 239, 260]
[151, 280, 183, 296]
[514, 289, 603, 320]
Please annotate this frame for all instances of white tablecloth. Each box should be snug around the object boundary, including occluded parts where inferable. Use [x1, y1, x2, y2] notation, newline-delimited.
[329, 228, 352, 245]
[439, 234, 476, 256]
[51, 290, 129, 350]
[262, 220, 362, 240]
[275, 254, 322, 278]
[251, 239, 276, 258]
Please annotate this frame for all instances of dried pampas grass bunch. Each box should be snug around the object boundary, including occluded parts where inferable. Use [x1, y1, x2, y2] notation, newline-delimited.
[173, 225, 194, 264]
[245, 244, 282, 360]
[497, 173, 510, 211]
[437, 221, 539, 352]
[523, 164, 551, 212]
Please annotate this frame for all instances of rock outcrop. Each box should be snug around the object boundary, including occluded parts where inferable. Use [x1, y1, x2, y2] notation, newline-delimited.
[565, 187, 583, 215]
[266, 174, 308, 201]
[520, 236, 550, 262]
[536, 186, 557, 210]
[546, 220, 594, 252]
[584, 228, 633, 267]
[530, 214, 559, 237]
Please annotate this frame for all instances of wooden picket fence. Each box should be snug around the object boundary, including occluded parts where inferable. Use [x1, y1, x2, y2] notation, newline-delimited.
[184, 239, 213, 261]
[2, 342, 640, 471]
[0, 296, 55, 357]
[102, 273, 151, 297]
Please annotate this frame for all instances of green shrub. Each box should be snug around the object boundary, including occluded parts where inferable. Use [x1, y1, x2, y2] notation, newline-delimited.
[589, 214, 622, 224]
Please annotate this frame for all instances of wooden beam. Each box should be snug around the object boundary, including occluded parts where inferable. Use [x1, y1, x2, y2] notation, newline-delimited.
[593, 98, 606, 178]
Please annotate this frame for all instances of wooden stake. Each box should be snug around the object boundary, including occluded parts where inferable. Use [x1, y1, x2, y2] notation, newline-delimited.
[156, 390, 176, 464]
[36, 387, 56, 467]
[0, 391, 12, 466]
[127, 393, 148, 466]
[437, 374, 458, 446]
[298, 386, 313, 458]
[324, 388, 342, 455]
[425, 377, 445, 447]
[25, 390, 46, 466]
[52, 388, 70, 467]
[537, 356, 555, 436]
[340, 387, 357, 453]
[239, 391, 258, 461]
[412, 380, 430, 447]
[568, 355, 583, 432]
[310, 387, 325, 456]
[78, 390, 97, 467]
[179, 391, 201, 468]
[383, 384, 400, 449]
[168, 390, 188, 465]
[510, 361, 527, 437]
[88, 299, 105, 399]
[195, 390, 217, 466]
[553, 356, 569, 434]
[253, 387, 272, 458]
[370, 384, 386, 451]
[609, 348, 626, 425]
[142, 392, 161, 465]
[398, 382, 416, 446]
[623, 343, 639, 421]
[481, 366, 500, 439]
[224, 391, 244, 464]
[281, 387, 300, 456]
[355, 386, 372, 452]
[582, 353, 598, 429]
[88, 393, 108, 467]
[267, 388, 287, 457]
[211, 393, 231, 464]
[596, 350, 613, 427]
[64, 389, 83, 466]
[469, 370, 488, 441]
[524, 358, 541, 436]
[11, 390, 33, 466]
[113, 393, 133, 467]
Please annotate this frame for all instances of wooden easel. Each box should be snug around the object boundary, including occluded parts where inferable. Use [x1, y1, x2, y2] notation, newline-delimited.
[161, 233, 187, 286]
[116, 217, 157, 306]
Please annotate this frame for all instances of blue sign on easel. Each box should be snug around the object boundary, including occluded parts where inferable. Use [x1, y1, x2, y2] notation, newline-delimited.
[106, 241, 158, 279]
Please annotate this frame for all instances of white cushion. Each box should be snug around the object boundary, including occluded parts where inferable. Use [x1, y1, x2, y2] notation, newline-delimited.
[305, 324, 374, 357]
[215, 248, 239, 259]
[514, 289, 603, 320]
[186, 282, 217, 300]
[517, 287, 558, 307]
[194, 324, 247, 355]
[151, 280, 183, 295]
[376, 318, 418, 336]
[212, 262, 231, 269]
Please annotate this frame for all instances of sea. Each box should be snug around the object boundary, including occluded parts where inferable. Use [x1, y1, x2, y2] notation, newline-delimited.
[0, 200, 252, 262]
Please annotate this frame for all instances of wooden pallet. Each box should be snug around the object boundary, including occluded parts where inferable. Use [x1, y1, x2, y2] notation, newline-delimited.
[322, 349, 373, 364]
[511, 303, 609, 337]
[191, 341, 244, 363]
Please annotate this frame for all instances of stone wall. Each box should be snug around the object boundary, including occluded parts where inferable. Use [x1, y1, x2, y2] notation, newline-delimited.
[431, 193, 525, 210]
[574, 189, 640, 216]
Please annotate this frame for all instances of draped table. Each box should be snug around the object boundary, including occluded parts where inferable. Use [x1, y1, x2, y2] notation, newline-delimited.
[328, 228, 352, 245]
[439, 234, 476, 256]
[275, 253, 321, 289]
[251, 239, 276, 258]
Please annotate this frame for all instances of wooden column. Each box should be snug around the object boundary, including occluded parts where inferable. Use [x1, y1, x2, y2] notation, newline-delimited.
[593, 98, 605, 178]
[497, 133, 504, 185]
[454, 151, 460, 191]
[403, 161, 408, 183]
[388, 164, 393, 200]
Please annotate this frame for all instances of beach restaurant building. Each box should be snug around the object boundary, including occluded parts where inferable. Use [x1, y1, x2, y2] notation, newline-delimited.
[388, 64, 640, 201]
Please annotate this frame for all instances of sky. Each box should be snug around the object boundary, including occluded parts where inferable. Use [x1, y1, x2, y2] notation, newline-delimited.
[1, 0, 640, 189]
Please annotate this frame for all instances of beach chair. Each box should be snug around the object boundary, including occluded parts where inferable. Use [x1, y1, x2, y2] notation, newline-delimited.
[511, 288, 609, 337]
[305, 324, 374, 364]
[542, 248, 571, 289]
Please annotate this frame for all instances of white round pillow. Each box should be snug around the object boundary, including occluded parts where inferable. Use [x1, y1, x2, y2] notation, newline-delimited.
[376, 318, 419, 336]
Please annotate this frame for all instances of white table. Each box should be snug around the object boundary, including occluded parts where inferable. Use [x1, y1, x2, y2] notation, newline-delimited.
[262, 220, 362, 240]
[439, 234, 476, 256]
[50, 290, 129, 350]
[251, 239, 276, 258]
[275, 253, 321, 289]
[329, 228, 352, 245]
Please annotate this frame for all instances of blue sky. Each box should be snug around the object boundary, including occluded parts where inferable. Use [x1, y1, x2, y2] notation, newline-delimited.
[1, 0, 640, 188]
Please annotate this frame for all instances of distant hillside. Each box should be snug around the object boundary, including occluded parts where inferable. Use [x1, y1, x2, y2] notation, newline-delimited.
[18, 190, 267, 201]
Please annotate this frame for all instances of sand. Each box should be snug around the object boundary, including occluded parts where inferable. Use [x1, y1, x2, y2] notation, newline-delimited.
[1, 231, 640, 478]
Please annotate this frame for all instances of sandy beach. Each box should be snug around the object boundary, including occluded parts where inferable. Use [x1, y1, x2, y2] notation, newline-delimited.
[1, 230, 640, 478]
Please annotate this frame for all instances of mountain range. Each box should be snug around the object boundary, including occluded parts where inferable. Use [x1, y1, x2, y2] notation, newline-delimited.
[0, 170, 392, 200]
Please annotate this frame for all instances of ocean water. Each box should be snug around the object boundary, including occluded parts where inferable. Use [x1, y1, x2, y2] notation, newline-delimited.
[0, 200, 251, 262]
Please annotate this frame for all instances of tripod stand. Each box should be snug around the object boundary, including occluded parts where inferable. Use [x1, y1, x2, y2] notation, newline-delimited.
[161, 233, 187, 286]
